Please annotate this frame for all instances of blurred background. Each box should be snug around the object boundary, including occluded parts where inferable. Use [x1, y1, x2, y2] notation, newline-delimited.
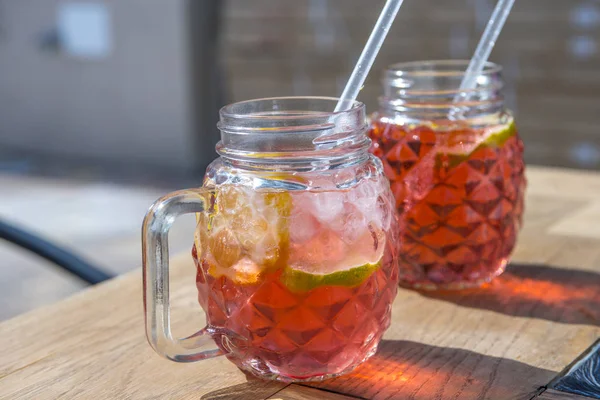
[1, 0, 599, 320]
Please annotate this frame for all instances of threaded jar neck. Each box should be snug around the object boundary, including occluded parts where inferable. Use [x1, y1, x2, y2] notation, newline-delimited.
[216, 97, 371, 170]
[379, 60, 506, 125]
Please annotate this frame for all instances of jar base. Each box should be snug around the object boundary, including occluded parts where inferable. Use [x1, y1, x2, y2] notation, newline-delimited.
[236, 341, 380, 383]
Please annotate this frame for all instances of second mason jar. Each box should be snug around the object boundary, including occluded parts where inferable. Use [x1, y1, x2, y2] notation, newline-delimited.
[368, 60, 526, 290]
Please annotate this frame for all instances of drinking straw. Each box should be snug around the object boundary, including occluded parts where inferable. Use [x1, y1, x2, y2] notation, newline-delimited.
[334, 0, 404, 112]
[455, 0, 516, 102]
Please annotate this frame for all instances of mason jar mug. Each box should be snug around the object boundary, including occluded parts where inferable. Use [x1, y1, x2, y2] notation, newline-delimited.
[143, 97, 400, 382]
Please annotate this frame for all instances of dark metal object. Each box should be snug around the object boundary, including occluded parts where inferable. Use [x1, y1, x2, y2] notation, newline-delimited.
[0, 218, 114, 285]
[552, 339, 600, 399]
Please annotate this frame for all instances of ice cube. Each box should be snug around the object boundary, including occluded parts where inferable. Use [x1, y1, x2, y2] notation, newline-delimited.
[346, 179, 382, 225]
[289, 208, 321, 244]
[308, 192, 345, 225]
[338, 203, 368, 244]
[209, 227, 242, 268]
[350, 224, 386, 265]
[377, 194, 394, 231]
[229, 257, 262, 284]
[232, 213, 269, 250]
[290, 228, 347, 273]
[356, 179, 379, 204]
[405, 150, 436, 202]
[252, 230, 280, 266]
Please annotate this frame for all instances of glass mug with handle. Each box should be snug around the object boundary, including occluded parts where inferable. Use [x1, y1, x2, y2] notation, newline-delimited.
[143, 97, 400, 382]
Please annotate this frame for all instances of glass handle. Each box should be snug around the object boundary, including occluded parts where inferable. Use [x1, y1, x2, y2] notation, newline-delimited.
[142, 189, 223, 362]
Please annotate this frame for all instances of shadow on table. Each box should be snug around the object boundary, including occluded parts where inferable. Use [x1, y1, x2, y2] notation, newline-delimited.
[200, 340, 556, 400]
[416, 263, 600, 326]
[310, 340, 555, 400]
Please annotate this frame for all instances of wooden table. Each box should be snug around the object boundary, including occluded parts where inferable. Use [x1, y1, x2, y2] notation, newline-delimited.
[2, 166, 600, 400]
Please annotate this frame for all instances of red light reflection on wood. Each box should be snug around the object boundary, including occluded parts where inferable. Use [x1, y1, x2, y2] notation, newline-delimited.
[420, 263, 600, 325]
[310, 340, 554, 400]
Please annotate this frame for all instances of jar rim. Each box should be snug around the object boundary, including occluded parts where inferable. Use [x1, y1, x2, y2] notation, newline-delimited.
[379, 60, 505, 123]
[219, 96, 363, 121]
[385, 60, 502, 80]
[216, 96, 371, 168]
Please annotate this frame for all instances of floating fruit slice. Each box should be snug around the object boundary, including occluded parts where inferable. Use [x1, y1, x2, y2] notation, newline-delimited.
[280, 260, 382, 293]
[283, 224, 386, 292]
[220, 257, 263, 285]
[448, 122, 515, 152]
[194, 186, 292, 284]
[437, 122, 516, 168]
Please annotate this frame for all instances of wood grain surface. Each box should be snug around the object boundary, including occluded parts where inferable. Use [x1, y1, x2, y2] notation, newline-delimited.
[1, 166, 600, 400]
[268, 386, 353, 400]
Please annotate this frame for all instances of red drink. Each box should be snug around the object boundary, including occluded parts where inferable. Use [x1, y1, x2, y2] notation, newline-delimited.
[368, 119, 526, 289]
[193, 245, 397, 380]
[193, 180, 398, 381]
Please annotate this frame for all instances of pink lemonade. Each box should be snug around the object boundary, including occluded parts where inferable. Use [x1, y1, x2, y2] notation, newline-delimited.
[192, 177, 399, 381]
[368, 119, 526, 289]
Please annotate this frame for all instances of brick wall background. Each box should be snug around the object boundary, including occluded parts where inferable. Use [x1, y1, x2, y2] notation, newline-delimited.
[221, 0, 600, 170]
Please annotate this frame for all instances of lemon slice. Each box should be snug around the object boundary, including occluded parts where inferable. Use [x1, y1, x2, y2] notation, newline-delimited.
[438, 122, 516, 168]
[281, 260, 382, 293]
[194, 186, 292, 284]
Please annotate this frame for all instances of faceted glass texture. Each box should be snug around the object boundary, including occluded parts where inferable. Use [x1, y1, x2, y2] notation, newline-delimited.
[369, 120, 526, 290]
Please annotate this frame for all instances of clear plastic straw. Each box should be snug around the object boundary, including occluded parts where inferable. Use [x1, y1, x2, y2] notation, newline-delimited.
[454, 0, 515, 105]
[334, 0, 404, 112]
